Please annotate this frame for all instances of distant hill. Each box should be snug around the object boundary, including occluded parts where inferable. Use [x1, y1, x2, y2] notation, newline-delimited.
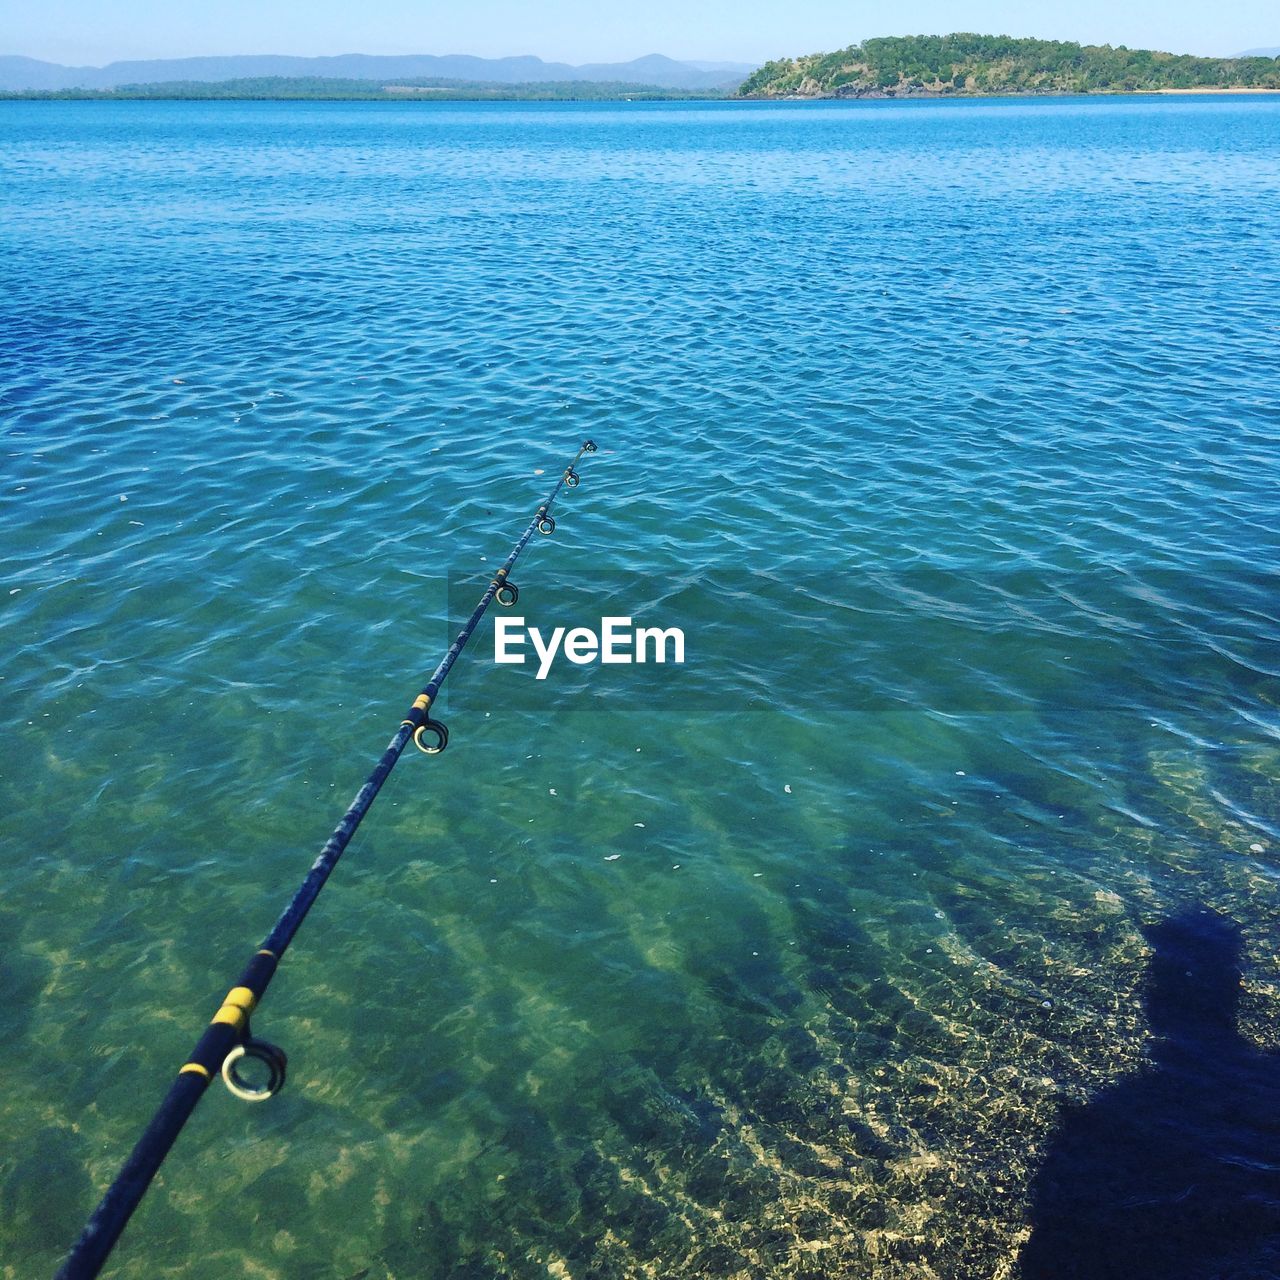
[739, 33, 1280, 97]
[0, 52, 752, 93]
[0, 76, 716, 102]
[1238, 47, 1280, 58]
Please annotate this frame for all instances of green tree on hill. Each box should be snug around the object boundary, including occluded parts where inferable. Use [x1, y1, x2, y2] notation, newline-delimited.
[738, 33, 1280, 97]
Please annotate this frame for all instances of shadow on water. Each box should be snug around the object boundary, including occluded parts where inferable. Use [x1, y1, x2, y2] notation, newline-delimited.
[1020, 908, 1280, 1280]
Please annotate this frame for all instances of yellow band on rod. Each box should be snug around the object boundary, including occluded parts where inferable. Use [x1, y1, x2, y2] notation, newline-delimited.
[179, 1063, 210, 1078]
[211, 985, 257, 1031]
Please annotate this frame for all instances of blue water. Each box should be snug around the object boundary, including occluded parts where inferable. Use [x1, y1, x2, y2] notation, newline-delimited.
[2, 97, 1279, 1279]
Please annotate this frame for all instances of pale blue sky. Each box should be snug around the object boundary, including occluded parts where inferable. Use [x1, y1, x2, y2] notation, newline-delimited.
[1, 0, 1275, 67]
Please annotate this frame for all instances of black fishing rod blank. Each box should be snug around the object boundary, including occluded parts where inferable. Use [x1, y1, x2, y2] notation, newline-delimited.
[55, 439, 598, 1280]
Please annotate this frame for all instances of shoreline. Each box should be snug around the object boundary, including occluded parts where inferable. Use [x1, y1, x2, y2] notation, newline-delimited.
[1143, 85, 1280, 94]
[3, 86, 1280, 104]
[743, 85, 1280, 102]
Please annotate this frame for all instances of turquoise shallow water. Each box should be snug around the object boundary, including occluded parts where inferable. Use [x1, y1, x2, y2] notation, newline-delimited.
[2, 97, 1279, 1278]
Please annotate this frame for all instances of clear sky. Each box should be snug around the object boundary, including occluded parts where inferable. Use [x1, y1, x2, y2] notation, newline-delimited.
[1, 0, 1275, 67]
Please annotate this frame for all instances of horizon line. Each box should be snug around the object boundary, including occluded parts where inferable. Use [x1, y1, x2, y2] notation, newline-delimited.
[4, 36, 1276, 72]
[0, 50, 758, 68]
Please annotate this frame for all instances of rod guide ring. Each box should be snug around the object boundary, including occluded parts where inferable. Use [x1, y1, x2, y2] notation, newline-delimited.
[413, 718, 449, 754]
[495, 580, 519, 607]
[222, 1038, 287, 1102]
[537, 515, 556, 535]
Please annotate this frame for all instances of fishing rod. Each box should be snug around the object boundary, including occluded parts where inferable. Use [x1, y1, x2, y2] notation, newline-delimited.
[55, 439, 599, 1280]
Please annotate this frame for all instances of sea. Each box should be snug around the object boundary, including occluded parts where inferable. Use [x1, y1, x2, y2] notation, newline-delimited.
[2, 95, 1278, 1279]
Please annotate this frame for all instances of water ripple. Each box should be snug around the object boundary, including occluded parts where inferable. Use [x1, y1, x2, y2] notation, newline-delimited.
[2, 97, 1279, 1279]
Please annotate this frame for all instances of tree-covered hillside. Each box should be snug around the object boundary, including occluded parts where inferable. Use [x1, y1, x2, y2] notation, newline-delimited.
[739, 33, 1280, 97]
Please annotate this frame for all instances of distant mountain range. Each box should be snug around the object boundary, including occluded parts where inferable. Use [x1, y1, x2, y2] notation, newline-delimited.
[0, 52, 753, 93]
[1238, 47, 1280, 58]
